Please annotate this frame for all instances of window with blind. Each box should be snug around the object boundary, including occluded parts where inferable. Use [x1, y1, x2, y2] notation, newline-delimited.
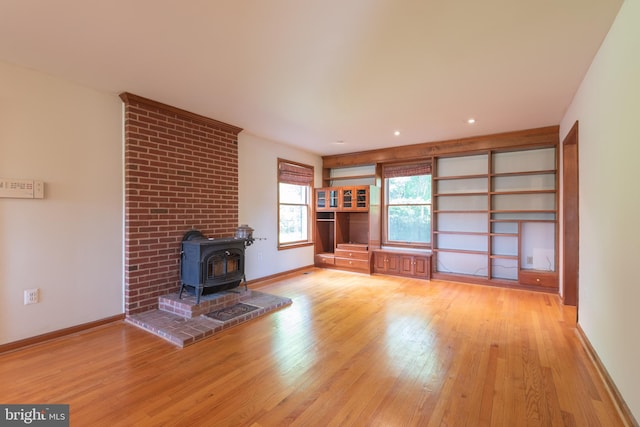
[278, 159, 314, 248]
[383, 161, 432, 246]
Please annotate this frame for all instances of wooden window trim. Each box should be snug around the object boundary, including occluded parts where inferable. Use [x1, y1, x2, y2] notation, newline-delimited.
[277, 159, 314, 249]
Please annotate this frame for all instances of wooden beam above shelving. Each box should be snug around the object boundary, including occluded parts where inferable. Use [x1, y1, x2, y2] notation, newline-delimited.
[322, 126, 559, 169]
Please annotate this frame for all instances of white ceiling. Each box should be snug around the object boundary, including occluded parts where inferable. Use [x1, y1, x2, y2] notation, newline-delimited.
[0, 0, 623, 156]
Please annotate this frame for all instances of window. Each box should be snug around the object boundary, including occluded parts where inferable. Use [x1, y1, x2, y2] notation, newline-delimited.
[384, 162, 432, 246]
[278, 159, 314, 248]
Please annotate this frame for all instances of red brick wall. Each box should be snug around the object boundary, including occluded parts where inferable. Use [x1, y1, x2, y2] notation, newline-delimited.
[120, 93, 243, 315]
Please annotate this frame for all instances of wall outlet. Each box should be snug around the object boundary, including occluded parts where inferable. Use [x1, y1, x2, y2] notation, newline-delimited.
[24, 288, 39, 305]
[526, 256, 534, 265]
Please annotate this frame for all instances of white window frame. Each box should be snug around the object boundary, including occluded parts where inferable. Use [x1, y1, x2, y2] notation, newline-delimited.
[383, 162, 433, 248]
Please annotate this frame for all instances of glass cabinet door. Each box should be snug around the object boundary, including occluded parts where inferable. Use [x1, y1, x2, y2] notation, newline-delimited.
[341, 186, 368, 211]
[355, 188, 368, 208]
[318, 187, 368, 211]
[342, 188, 353, 209]
[316, 189, 327, 209]
[329, 189, 339, 209]
[316, 188, 341, 210]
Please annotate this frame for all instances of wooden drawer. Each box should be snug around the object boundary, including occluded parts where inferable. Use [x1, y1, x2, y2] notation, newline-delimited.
[519, 270, 558, 288]
[315, 254, 335, 266]
[335, 257, 369, 271]
[336, 243, 368, 251]
[334, 249, 369, 260]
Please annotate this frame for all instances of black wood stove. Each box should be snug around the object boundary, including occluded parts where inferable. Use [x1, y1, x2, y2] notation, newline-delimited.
[179, 228, 254, 303]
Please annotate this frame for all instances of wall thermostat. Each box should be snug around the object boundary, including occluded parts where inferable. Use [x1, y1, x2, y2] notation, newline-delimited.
[0, 178, 44, 199]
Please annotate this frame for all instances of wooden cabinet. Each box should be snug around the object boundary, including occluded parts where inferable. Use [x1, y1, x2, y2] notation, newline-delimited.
[315, 187, 339, 211]
[374, 250, 431, 280]
[373, 251, 400, 274]
[404, 255, 431, 279]
[334, 243, 370, 273]
[314, 186, 380, 274]
[340, 186, 369, 211]
[315, 186, 370, 212]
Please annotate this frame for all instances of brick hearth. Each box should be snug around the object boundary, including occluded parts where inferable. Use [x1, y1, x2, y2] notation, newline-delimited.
[126, 289, 292, 347]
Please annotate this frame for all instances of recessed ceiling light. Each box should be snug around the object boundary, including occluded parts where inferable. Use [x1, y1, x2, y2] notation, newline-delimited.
[467, 118, 476, 124]
[394, 131, 400, 136]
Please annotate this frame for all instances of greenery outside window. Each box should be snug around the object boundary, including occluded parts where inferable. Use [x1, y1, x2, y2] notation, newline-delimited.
[278, 159, 314, 249]
[384, 162, 432, 246]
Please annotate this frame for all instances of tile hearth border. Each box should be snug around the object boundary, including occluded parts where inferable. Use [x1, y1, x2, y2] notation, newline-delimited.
[126, 290, 292, 347]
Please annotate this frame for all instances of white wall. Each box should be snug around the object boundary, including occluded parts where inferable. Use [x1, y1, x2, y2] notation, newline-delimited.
[238, 132, 322, 280]
[560, 0, 640, 420]
[0, 61, 123, 345]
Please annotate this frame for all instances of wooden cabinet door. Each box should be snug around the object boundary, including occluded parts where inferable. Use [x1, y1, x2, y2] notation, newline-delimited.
[413, 256, 431, 279]
[354, 186, 369, 210]
[400, 255, 414, 275]
[374, 252, 387, 272]
[315, 188, 332, 211]
[315, 188, 327, 210]
[386, 253, 400, 274]
[341, 187, 355, 210]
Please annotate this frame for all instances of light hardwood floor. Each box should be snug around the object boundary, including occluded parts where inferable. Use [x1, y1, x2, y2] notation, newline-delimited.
[0, 269, 626, 426]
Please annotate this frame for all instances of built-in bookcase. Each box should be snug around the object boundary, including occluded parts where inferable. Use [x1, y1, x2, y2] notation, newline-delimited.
[433, 154, 489, 277]
[433, 147, 558, 289]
